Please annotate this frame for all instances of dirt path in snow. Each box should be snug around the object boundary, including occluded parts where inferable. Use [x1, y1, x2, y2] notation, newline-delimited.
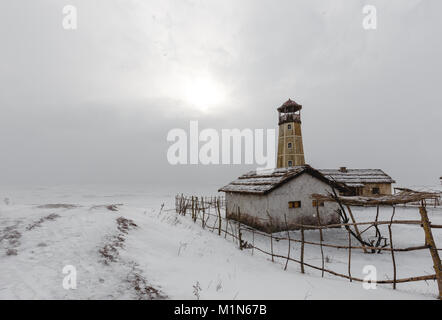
[98, 216, 167, 299]
[0, 203, 166, 299]
[0, 223, 22, 256]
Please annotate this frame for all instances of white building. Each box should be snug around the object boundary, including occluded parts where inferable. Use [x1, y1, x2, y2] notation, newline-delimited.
[219, 165, 345, 232]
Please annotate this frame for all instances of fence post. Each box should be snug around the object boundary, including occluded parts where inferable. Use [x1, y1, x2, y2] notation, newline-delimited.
[252, 229, 255, 256]
[194, 197, 198, 223]
[229, 220, 235, 242]
[238, 207, 243, 250]
[191, 196, 194, 221]
[389, 206, 397, 289]
[388, 225, 397, 289]
[346, 205, 368, 253]
[348, 229, 352, 282]
[224, 215, 228, 239]
[201, 197, 205, 229]
[316, 205, 323, 241]
[316, 205, 325, 277]
[300, 226, 305, 274]
[419, 205, 442, 299]
[284, 214, 291, 271]
[217, 198, 222, 236]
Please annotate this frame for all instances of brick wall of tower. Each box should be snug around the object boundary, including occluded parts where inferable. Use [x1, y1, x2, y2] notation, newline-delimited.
[277, 122, 305, 168]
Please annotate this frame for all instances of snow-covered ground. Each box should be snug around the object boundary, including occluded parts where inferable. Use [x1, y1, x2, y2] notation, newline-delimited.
[0, 185, 440, 300]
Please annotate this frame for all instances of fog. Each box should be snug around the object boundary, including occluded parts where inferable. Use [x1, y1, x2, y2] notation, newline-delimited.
[0, 0, 441, 189]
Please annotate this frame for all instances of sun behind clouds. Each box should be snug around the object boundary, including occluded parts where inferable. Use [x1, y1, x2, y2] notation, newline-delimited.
[183, 75, 227, 113]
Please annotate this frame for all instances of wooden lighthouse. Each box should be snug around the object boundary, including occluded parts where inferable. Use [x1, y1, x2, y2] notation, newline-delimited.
[277, 99, 305, 168]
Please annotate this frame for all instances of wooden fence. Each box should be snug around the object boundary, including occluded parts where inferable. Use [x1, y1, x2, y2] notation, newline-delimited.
[175, 194, 442, 299]
[393, 188, 441, 208]
[175, 195, 225, 214]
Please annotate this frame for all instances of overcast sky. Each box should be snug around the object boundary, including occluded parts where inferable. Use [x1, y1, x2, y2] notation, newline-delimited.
[0, 0, 440, 189]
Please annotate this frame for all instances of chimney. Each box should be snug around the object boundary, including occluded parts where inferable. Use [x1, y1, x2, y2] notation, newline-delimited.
[339, 167, 348, 173]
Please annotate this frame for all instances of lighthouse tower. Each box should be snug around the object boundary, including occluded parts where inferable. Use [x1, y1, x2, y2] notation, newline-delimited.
[277, 99, 305, 168]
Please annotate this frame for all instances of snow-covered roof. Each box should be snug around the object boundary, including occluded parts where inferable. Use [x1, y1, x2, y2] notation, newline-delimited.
[219, 165, 343, 195]
[318, 169, 395, 186]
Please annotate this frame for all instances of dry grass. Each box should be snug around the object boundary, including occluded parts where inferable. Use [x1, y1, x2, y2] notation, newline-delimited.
[36, 204, 78, 209]
[90, 204, 123, 212]
[98, 217, 164, 299]
[6, 248, 18, 256]
[99, 217, 138, 265]
[117, 217, 138, 234]
[126, 264, 167, 300]
[0, 225, 22, 256]
[26, 213, 60, 231]
[99, 243, 120, 264]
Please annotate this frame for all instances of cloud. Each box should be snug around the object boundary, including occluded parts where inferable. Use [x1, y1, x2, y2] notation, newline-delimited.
[0, 0, 440, 186]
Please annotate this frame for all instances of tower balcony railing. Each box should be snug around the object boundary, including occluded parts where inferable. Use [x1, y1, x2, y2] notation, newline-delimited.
[278, 113, 301, 125]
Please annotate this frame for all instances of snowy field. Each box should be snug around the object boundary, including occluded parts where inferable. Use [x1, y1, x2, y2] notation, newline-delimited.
[0, 184, 440, 300]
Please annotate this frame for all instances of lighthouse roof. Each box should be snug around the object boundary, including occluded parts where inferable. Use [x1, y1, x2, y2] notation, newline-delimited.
[277, 99, 302, 112]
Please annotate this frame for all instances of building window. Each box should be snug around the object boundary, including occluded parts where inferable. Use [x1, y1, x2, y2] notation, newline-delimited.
[287, 124, 292, 130]
[372, 187, 380, 195]
[312, 200, 324, 207]
[287, 142, 292, 149]
[288, 160, 293, 167]
[288, 201, 301, 208]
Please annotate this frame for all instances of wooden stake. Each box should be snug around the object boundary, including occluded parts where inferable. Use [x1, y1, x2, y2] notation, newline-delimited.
[300, 226, 305, 274]
[182, 195, 185, 214]
[316, 205, 323, 241]
[230, 220, 235, 242]
[191, 196, 194, 221]
[201, 197, 205, 228]
[238, 207, 242, 250]
[348, 230, 352, 282]
[194, 197, 198, 222]
[388, 225, 397, 289]
[389, 206, 397, 289]
[252, 229, 255, 256]
[217, 198, 222, 236]
[316, 205, 325, 277]
[284, 214, 291, 271]
[346, 205, 368, 253]
[419, 205, 442, 300]
[224, 215, 228, 239]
